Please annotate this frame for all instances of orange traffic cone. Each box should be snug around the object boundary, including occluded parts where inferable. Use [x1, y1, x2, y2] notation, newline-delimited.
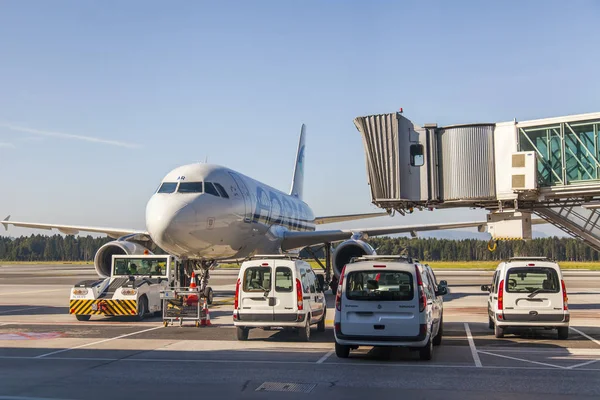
[204, 301, 212, 326]
[200, 300, 207, 326]
[187, 272, 199, 306]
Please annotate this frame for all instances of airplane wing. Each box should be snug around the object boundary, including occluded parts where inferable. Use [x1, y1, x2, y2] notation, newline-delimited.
[1, 215, 147, 240]
[314, 212, 389, 225]
[281, 219, 547, 251]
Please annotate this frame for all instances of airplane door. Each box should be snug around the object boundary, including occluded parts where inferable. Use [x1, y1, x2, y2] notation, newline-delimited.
[229, 172, 252, 223]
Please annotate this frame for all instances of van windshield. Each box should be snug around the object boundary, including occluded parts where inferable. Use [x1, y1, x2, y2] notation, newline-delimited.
[506, 267, 560, 293]
[243, 266, 271, 292]
[346, 271, 413, 301]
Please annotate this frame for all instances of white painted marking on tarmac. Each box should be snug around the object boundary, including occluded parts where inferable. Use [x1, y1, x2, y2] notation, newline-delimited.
[1, 355, 598, 371]
[477, 350, 566, 369]
[0, 306, 48, 314]
[316, 350, 334, 364]
[464, 323, 482, 367]
[34, 326, 162, 358]
[567, 359, 600, 369]
[570, 327, 600, 347]
[0, 289, 64, 296]
[566, 327, 600, 369]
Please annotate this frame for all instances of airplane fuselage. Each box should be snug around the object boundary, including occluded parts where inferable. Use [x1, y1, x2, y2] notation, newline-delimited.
[145, 163, 315, 260]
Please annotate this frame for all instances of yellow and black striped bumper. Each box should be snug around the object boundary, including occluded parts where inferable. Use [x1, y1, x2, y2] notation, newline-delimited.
[69, 299, 138, 316]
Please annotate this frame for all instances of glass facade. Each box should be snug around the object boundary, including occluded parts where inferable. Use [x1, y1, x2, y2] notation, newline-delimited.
[519, 119, 600, 186]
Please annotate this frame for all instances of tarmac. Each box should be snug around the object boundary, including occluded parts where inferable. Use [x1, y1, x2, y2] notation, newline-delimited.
[1, 263, 600, 399]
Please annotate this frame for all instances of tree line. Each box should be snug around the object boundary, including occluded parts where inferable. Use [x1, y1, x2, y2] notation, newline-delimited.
[1, 234, 598, 262]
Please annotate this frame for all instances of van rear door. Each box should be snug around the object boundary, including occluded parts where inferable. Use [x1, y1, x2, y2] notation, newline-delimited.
[340, 268, 419, 337]
[272, 263, 297, 322]
[240, 262, 273, 322]
[503, 266, 564, 322]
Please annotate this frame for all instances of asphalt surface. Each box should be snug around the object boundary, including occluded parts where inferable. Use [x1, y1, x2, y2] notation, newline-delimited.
[1, 264, 600, 399]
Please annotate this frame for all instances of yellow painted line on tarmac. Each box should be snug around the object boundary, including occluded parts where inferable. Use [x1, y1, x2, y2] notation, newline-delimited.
[212, 297, 234, 305]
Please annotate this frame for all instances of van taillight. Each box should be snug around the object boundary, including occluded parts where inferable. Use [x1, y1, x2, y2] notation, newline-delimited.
[296, 278, 303, 310]
[234, 278, 241, 309]
[339, 265, 347, 286]
[498, 280, 504, 310]
[562, 280, 568, 310]
[416, 267, 426, 312]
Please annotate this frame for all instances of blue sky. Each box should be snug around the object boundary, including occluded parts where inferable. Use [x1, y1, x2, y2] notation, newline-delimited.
[1, 0, 599, 238]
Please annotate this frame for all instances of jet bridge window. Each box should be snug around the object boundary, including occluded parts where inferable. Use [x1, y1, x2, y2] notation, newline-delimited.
[178, 182, 203, 193]
[204, 182, 220, 197]
[410, 144, 424, 167]
[157, 182, 177, 193]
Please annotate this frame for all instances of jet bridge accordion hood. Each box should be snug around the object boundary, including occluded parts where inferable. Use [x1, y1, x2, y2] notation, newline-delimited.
[354, 112, 496, 212]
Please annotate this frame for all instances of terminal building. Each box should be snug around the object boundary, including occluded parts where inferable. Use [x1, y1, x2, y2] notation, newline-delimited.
[353, 111, 600, 251]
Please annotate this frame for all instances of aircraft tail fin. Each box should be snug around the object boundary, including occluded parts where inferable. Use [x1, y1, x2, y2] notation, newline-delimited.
[289, 124, 306, 200]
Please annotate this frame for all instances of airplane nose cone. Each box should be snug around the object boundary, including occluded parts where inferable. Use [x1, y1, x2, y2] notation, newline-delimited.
[145, 195, 196, 252]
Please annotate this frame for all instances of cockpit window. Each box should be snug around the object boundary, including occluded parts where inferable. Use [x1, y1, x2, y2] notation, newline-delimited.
[213, 183, 230, 198]
[157, 182, 177, 193]
[178, 182, 203, 193]
[204, 182, 220, 197]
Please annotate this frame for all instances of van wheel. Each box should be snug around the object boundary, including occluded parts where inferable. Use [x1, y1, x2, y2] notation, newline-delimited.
[76, 315, 91, 321]
[433, 316, 443, 346]
[236, 327, 249, 341]
[299, 316, 311, 342]
[134, 296, 148, 321]
[558, 327, 569, 340]
[494, 324, 504, 338]
[335, 342, 350, 358]
[419, 339, 433, 361]
[317, 309, 326, 332]
[488, 315, 494, 329]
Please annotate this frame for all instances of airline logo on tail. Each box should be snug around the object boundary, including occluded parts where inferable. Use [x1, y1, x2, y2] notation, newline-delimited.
[290, 124, 306, 200]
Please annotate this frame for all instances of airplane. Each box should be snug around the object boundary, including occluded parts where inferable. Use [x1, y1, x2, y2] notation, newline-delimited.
[2, 124, 493, 292]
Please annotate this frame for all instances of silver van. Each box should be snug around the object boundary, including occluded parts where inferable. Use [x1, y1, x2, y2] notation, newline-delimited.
[333, 256, 447, 360]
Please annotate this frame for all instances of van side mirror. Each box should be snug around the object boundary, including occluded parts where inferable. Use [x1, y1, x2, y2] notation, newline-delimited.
[481, 285, 490, 292]
[439, 280, 448, 287]
[435, 286, 448, 296]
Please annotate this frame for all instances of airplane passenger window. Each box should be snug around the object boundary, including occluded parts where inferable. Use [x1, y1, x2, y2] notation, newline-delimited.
[204, 182, 220, 197]
[213, 183, 230, 198]
[157, 182, 177, 193]
[178, 182, 203, 193]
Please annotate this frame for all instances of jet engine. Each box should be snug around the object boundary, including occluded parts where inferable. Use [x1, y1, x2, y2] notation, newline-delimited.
[93, 240, 153, 278]
[331, 239, 376, 277]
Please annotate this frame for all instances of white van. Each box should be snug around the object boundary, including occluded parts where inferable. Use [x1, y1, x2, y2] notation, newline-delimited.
[481, 257, 570, 339]
[233, 255, 327, 341]
[333, 256, 447, 360]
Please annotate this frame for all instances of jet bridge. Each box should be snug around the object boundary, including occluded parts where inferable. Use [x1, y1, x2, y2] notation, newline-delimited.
[354, 111, 600, 251]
